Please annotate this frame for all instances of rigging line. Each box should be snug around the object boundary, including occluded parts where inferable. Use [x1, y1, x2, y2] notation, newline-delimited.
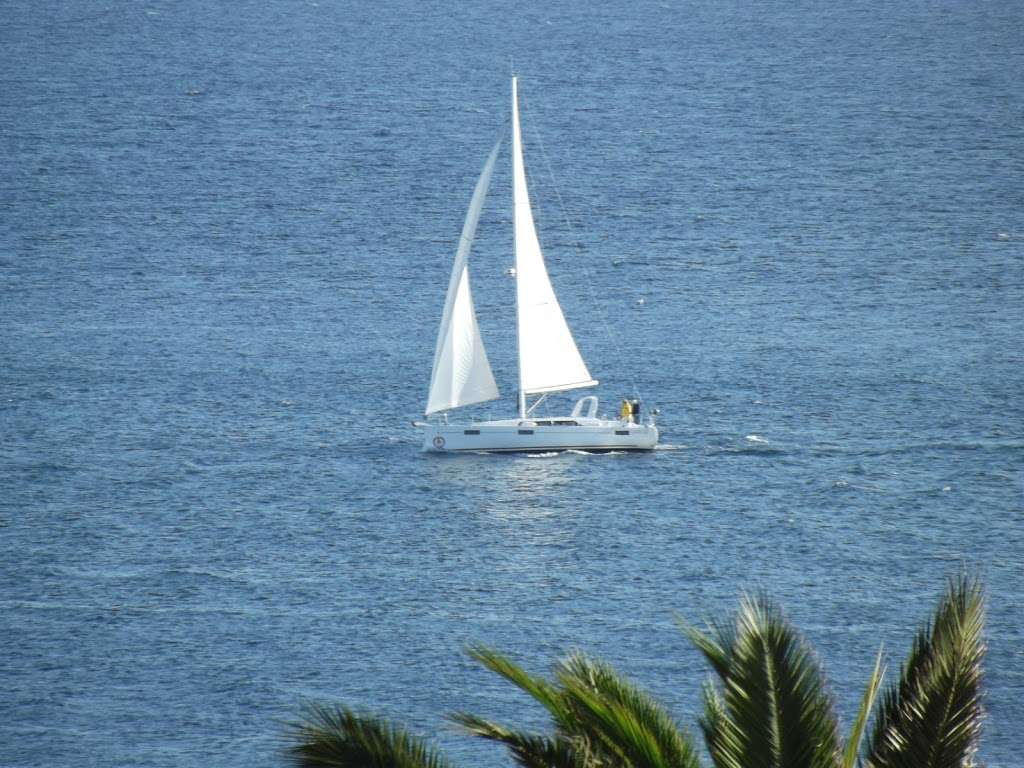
[519, 86, 646, 407]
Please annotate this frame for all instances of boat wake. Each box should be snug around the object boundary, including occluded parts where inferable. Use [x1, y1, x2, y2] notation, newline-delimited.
[709, 440, 789, 456]
[520, 449, 632, 457]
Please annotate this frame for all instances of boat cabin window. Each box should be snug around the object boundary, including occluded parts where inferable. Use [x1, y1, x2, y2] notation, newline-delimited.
[571, 396, 599, 420]
[534, 420, 580, 426]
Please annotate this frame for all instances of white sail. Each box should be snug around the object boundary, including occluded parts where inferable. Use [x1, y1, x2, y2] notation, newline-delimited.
[424, 140, 502, 416]
[511, 77, 598, 397]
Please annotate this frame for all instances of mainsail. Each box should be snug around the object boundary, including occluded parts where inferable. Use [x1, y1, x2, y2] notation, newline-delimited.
[424, 140, 502, 415]
[511, 77, 598, 400]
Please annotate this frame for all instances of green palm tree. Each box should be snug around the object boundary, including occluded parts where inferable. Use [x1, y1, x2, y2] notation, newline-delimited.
[862, 577, 985, 768]
[286, 576, 984, 768]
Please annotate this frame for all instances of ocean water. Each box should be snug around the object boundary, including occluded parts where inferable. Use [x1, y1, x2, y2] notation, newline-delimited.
[2, 1, 1022, 766]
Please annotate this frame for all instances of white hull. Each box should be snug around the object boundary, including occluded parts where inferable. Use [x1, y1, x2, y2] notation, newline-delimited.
[422, 419, 658, 453]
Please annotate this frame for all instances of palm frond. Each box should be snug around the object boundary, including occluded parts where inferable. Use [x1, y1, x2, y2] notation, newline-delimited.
[863, 575, 985, 768]
[287, 704, 453, 768]
[681, 616, 735, 683]
[463, 647, 594, 768]
[840, 649, 885, 768]
[452, 713, 582, 768]
[467, 646, 567, 721]
[697, 680, 727, 767]
[692, 595, 841, 768]
[556, 653, 702, 768]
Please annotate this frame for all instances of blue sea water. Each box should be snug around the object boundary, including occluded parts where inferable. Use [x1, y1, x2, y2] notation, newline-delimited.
[2, 0, 1022, 765]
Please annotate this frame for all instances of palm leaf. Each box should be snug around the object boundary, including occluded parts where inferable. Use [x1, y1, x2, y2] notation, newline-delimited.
[840, 649, 885, 768]
[556, 653, 702, 768]
[467, 646, 568, 723]
[451, 713, 582, 768]
[464, 648, 701, 768]
[689, 595, 841, 768]
[681, 616, 736, 683]
[863, 575, 985, 768]
[697, 679, 727, 765]
[287, 704, 453, 768]
[462, 647, 593, 768]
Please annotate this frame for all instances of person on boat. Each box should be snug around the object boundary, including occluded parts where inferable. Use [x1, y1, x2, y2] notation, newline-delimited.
[620, 399, 633, 423]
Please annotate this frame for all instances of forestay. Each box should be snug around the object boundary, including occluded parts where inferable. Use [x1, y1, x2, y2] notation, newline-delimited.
[511, 77, 598, 396]
[424, 140, 502, 415]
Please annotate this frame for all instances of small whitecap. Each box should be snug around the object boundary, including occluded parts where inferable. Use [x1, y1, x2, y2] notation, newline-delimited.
[637, 297, 646, 304]
[942, 485, 952, 492]
[527, 451, 560, 458]
[745, 434, 768, 444]
[997, 233, 1010, 240]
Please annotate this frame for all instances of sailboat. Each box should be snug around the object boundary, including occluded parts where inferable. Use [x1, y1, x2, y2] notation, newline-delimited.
[419, 77, 658, 453]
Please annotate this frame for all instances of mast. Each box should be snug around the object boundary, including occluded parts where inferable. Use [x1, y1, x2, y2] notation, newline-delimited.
[512, 77, 526, 420]
[511, 76, 597, 421]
